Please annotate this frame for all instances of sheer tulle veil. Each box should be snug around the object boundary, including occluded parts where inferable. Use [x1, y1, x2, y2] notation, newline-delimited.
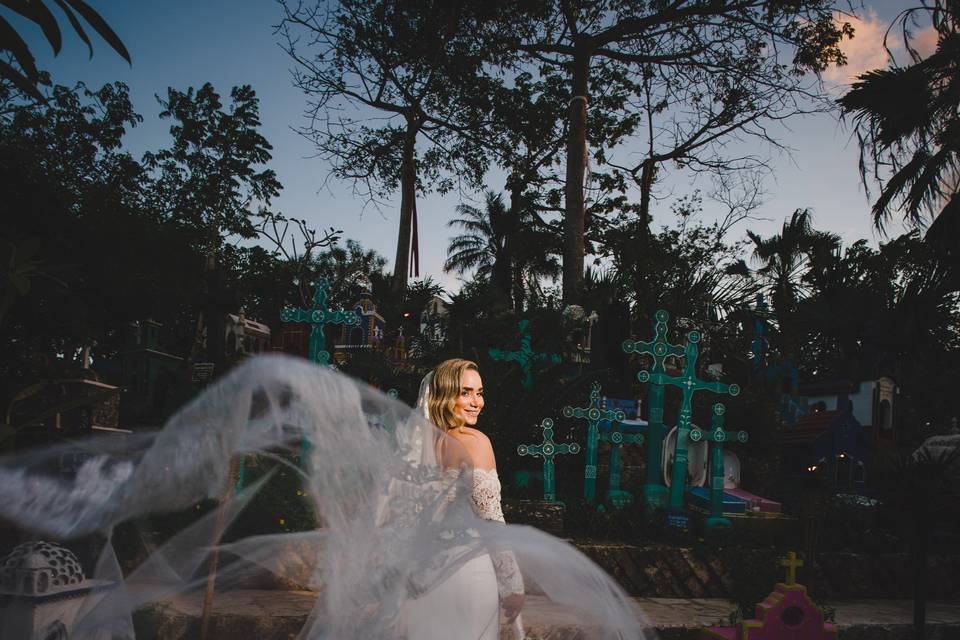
[0, 355, 656, 639]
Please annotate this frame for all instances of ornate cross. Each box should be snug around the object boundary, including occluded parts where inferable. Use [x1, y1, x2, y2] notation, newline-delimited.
[563, 381, 624, 502]
[778, 551, 804, 586]
[690, 403, 748, 532]
[489, 319, 561, 389]
[638, 329, 740, 514]
[599, 423, 644, 507]
[518, 417, 581, 503]
[280, 280, 359, 365]
[622, 309, 685, 508]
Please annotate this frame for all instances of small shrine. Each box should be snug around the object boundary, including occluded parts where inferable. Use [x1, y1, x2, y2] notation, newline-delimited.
[225, 308, 272, 359]
[420, 295, 448, 344]
[5, 373, 123, 449]
[780, 393, 868, 493]
[121, 319, 184, 420]
[0, 541, 115, 639]
[698, 551, 836, 640]
[335, 287, 386, 355]
[799, 377, 898, 446]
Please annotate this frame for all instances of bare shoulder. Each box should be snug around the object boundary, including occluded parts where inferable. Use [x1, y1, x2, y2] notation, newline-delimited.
[455, 427, 496, 469]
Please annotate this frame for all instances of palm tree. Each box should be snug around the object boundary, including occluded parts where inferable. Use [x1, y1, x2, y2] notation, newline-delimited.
[445, 191, 560, 310]
[747, 209, 840, 320]
[838, 1, 959, 260]
[444, 191, 510, 284]
[1, 0, 130, 100]
[746, 209, 840, 361]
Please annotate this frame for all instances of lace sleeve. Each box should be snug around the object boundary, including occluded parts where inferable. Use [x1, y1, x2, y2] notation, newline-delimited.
[471, 470, 524, 597]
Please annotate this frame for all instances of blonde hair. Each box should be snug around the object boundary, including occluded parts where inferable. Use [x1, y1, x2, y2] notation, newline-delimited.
[428, 358, 478, 432]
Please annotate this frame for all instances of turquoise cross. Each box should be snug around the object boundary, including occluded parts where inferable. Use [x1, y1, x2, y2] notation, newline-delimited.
[622, 309, 685, 508]
[489, 319, 561, 389]
[599, 423, 644, 507]
[638, 330, 740, 514]
[518, 417, 581, 503]
[280, 280, 359, 365]
[563, 381, 624, 503]
[690, 403, 748, 533]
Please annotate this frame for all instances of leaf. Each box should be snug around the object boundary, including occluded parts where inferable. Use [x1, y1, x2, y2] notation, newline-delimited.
[61, 0, 131, 63]
[52, 0, 92, 58]
[0, 14, 40, 79]
[2, 0, 63, 55]
[0, 58, 44, 100]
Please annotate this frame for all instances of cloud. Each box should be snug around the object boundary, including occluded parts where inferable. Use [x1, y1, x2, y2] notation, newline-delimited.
[911, 24, 939, 58]
[823, 10, 896, 88]
[823, 9, 941, 91]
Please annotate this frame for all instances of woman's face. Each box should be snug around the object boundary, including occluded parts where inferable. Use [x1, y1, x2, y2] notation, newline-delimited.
[454, 369, 484, 426]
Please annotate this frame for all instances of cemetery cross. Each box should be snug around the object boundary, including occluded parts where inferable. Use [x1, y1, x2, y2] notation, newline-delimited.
[257, 281, 361, 486]
[689, 403, 748, 532]
[638, 329, 740, 521]
[280, 279, 360, 366]
[563, 381, 625, 503]
[622, 309, 685, 508]
[517, 417, 581, 503]
[599, 421, 644, 507]
[779, 551, 804, 586]
[489, 319, 561, 389]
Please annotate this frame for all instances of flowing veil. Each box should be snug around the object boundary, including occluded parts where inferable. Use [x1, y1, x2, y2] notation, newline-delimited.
[0, 355, 656, 639]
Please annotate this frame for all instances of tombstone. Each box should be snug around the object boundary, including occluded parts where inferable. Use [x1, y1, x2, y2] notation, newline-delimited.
[225, 309, 272, 360]
[121, 319, 184, 421]
[663, 426, 708, 488]
[723, 450, 782, 514]
[698, 551, 836, 640]
[0, 541, 115, 639]
[5, 376, 124, 450]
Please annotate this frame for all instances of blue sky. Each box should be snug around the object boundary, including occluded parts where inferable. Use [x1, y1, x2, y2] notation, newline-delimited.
[11, 0, 919, 294]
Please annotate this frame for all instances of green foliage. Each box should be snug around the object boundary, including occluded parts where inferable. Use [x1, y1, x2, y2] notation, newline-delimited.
[725, 546, 781, 619]
[839, 1, 959, 259]
[143, 83, 281, 255]
[0, 0, 130, 100]
[227, 454, 318, 539]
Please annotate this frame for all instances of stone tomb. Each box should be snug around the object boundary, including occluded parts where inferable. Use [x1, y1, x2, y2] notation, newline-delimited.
[0, 541, 115, 639]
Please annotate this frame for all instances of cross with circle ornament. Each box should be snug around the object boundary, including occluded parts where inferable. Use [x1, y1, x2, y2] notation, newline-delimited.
[518, 417, 581, 503]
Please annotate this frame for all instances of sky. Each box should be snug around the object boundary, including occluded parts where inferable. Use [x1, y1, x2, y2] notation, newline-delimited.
[10, 0, 924, 295]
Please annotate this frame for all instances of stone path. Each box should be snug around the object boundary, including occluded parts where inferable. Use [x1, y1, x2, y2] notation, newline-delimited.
[133, 591, 960, 639]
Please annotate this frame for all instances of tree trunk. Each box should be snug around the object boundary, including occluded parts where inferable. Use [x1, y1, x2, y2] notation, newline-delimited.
[392, 119, 419, 293]
[563, 47, 590, 306]
[914, 496, 929, 640]
[638, 158, 655, 244]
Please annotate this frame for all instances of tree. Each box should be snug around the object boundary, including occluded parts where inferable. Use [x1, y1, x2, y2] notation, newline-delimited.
[0, 81, 199, 408]
[143, 83, 282, 369]
[839, 0, 960, 262]
[144, 83, 281, 253]
[0, 0, 130, 100]
[506, 0, 852, 304]
[278, 0, 498, 292]
[746, 208, 840, 347]
[444, 191, 560, 310]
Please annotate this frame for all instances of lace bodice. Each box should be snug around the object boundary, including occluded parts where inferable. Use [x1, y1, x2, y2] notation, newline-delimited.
[470, 468, 523, 598]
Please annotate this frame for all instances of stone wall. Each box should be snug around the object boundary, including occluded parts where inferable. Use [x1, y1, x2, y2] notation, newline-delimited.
[574, 543, 960, 600]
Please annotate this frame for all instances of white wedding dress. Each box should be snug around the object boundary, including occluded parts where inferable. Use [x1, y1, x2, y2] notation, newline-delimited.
[0, 356, 655, 640]
[402, 468, 523, 639]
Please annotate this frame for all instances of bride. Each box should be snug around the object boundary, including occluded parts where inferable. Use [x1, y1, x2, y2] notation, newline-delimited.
[403, 358, 524, 639]
[0, 355, 655, 639]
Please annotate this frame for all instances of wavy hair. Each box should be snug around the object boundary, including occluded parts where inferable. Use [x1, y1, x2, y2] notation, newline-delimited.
[427, 358, 478, 432]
